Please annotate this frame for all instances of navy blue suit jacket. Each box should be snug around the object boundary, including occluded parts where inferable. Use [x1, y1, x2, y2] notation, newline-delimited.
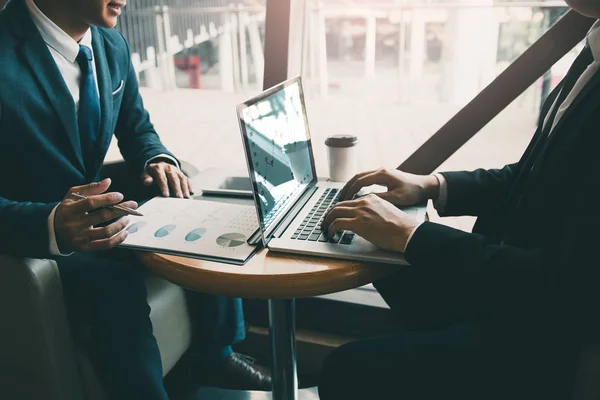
[0, 0, 177, 258]
[405, 46, 600, 341]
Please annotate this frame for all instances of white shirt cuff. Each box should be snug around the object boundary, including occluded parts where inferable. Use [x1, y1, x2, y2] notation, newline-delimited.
[144, 154, 180, 171]
[48, 205, 74, 257]
[433, 173, 448, 212]
[404, 222, 424, 253]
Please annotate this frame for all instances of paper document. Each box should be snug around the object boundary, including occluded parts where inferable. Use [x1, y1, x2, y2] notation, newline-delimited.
[120, 197, 260, 265]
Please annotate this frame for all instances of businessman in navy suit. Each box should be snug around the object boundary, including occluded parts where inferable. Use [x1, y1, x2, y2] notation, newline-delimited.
[0, 0, 270, 398]
[319, 1, 600, 399]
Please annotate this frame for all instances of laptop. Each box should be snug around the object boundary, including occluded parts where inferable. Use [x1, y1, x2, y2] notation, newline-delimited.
[236, 77, 426, 265]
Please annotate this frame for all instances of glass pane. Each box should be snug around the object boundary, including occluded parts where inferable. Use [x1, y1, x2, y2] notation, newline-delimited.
[288, 1, 576, 231]
[106, 0, 267, 169]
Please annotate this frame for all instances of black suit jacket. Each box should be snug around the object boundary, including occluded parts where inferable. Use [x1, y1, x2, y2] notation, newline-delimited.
[0, 0, 177, 258]
[405, 47, 600, 341]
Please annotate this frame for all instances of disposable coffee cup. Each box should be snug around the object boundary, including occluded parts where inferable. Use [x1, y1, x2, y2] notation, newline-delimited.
[325, 135, 359, 182]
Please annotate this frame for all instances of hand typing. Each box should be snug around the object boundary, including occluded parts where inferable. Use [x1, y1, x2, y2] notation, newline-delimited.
[339, 168, 439, 207]
[322, 194, 419, 253]
[54, 178, 137, 253]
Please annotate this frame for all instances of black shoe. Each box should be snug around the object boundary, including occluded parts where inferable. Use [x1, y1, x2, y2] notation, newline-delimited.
[196, 353, 272, 391]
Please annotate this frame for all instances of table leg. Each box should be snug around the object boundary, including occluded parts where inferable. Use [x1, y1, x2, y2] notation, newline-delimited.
[268, 299, 298, 400]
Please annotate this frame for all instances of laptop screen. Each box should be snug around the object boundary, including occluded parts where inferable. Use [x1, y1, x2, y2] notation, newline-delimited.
[238, 78, 317, 236]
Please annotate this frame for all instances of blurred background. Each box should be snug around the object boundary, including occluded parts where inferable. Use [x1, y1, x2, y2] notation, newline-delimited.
[106, 0, 576, 171]
[97, 0, 577, 230]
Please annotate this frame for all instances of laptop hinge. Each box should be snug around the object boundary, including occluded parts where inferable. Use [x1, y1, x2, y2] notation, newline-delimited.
[271, 184, 318, 240]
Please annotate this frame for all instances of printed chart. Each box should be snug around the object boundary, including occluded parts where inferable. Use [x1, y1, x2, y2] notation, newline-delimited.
[121, 197, 260, 264]
[216, 233, 247, 248]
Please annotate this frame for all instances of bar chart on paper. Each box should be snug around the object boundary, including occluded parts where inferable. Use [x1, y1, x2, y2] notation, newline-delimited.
[120, 197, 260, 265]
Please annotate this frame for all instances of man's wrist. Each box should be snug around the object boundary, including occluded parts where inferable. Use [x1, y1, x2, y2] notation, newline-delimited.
[403, 222, 423, 253]
[420, 174, 440, 201]
[48, 205, 73, 257]
[144, 154, 179, 171]
[394, 219, 421, 253]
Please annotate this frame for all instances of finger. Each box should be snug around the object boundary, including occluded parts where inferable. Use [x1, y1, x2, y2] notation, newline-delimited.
[81, 230, 129, 252]
[152, 168, 170, 197]
[142, 171, 154, 186]
[86, 217, 130, 241]
[86, 207, 129, 227]
[69, 192, 124, 214]
[168, 170, 183, 198]
[322, 199, 361, 228]
[118, 200, 139, 210]
[182, 176, 191, 198]
[327, 218, 358, 238]
[340, 170, 375, 199]
[334, 198, 363, 209]
[339, 170, 376, 201]
[344, 171, 388, 200]
[322, 206, 357, 230]
[187, 177, 195, 195]
[376, 191, 397, 204]
[67, 178, 111, 198]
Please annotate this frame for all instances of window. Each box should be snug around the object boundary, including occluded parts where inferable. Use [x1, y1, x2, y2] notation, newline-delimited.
[106, 0, 268, 170]
[287, 0, 572, 231]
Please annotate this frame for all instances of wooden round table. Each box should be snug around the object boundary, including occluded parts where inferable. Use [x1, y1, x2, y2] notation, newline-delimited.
[138, 248, 395, 400]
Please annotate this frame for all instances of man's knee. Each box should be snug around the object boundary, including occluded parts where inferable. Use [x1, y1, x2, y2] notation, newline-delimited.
[57, 252, 149, 316]
[58, 251, 144, 285]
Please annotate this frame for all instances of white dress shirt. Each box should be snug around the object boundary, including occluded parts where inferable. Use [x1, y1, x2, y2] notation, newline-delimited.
[406, 20, 600, 252]
[26, 0, 178, 256]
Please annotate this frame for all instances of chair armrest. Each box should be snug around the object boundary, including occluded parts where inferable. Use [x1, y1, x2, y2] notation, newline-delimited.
[0, 255, 83, 400]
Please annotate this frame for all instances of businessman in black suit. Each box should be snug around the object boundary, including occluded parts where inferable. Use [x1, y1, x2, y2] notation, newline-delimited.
[319, 1, 600, 399]
[0, 0, 270, 398]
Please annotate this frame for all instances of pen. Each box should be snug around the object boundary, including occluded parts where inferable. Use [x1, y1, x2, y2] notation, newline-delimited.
[71, 192, 144, 217]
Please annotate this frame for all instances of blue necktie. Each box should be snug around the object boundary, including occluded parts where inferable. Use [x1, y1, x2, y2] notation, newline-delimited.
[76, 45, 101, 175]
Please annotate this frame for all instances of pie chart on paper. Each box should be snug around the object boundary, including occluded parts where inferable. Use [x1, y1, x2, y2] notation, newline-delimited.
[185, 228, 207, 242]
[216, 233, 247, 248]
[127, 221, 147, 234]
[155, 224, 176, 238]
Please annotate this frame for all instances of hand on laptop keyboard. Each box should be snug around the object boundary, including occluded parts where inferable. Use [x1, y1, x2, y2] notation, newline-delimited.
[291, 188, 356, 245]
[320, 193, 421, 253]
[338, 168, 438, 207]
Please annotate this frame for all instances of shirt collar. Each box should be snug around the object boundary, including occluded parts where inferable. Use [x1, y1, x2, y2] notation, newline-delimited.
[25, 0, 93, 63]
[588, 20, 600, 63]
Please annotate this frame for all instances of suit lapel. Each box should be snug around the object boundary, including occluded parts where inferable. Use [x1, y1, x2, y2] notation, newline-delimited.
[10, 0, 86, 173]
[542, 68, 600, 144]
[518, 80, 564, 167]
[507, 49, 598, 204]
[91, 28, 114, 157]
[524, 48, 595, 167]
[504, 80, 564, 208]
[514, 67, 600, 208]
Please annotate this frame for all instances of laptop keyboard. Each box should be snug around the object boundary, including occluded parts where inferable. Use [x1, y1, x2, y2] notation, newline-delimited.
[290, 188, 356, 245]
